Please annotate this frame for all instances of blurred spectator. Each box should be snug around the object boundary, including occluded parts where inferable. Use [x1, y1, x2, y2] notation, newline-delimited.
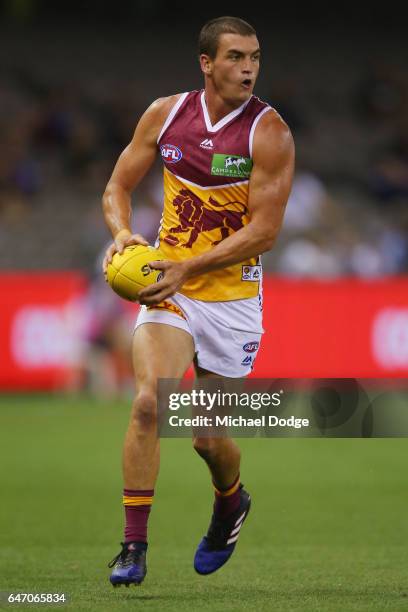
[368, 121, 408, 203]
[268, 77, 307, 134]
[281, 169, 342, 233]
[354, 60, 407, 125]
[276, 235, 346, 278]
[35, 86, 76, 149]
[0, 188, 30, 226]
[0, 118, 42, 198]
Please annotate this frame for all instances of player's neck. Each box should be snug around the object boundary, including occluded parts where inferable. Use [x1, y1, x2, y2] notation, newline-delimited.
[203, 86, 248, 126]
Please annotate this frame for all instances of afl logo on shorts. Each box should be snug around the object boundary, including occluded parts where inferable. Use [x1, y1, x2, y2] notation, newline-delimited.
[243, 342, 259, 353]
[160, 144, 183, 163]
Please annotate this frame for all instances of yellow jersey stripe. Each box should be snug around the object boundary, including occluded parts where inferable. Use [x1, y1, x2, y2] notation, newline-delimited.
[166, 167, 249, 191]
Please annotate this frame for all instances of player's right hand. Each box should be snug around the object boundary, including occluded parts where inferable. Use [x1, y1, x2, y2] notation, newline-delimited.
[102, 230, 149, 279]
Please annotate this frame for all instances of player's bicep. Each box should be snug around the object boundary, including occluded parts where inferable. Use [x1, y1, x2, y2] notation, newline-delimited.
[248, 113, 295, 236]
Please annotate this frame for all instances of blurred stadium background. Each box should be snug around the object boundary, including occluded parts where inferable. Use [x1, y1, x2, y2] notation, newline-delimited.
[1, 2, 408, 610]
[1, 1, 407, 392]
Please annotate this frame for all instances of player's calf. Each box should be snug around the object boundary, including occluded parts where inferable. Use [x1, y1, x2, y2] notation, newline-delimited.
[192, 436, 241, 484]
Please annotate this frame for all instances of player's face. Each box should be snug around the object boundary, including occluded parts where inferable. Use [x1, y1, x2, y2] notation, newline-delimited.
[209, 34, 261, 104]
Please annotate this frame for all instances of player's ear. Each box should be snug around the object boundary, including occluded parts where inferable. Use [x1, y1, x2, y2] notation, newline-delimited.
[199, 54, 212, 75]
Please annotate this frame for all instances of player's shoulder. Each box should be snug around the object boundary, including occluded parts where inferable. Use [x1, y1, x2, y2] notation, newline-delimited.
[257, 105, 292, 139]
[146, 92, 188, 122]
[136, 93, 189, 143]
[253, 104, 294, 159]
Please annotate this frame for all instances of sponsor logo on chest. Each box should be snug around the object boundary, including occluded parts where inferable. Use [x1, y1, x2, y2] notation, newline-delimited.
[211, 154, 253, 179]
[160, 142, 253, 179]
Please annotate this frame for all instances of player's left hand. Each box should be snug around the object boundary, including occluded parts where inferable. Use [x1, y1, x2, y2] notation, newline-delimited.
[138, 260, 188, 305]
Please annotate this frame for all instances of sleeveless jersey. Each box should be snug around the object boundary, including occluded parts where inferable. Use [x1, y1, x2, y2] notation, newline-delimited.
[156, 89, 271, 301]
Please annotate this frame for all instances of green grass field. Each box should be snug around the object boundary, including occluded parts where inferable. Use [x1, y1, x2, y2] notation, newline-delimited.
[1, 394, 408, 611]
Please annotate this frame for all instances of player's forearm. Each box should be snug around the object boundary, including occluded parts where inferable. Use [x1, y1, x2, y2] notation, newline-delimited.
[102, 181, 133, 238]
[183, 222, 276, 279]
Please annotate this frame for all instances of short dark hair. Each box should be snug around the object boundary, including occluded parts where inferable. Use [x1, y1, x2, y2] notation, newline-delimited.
[198, 16, 257, 60]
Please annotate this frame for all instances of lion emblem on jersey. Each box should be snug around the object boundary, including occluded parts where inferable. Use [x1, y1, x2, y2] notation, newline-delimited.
[163, 189, 246, 248]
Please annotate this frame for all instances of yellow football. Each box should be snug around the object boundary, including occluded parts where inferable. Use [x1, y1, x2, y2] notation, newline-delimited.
[107, 244, 166, 302]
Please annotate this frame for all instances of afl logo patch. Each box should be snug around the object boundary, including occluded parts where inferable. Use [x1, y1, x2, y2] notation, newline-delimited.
[243, 342, 259, 353]
[160, 144, 183, 163]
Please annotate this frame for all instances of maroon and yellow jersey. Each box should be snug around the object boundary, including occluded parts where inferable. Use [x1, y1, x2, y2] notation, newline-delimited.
[156, 89, 272, 301]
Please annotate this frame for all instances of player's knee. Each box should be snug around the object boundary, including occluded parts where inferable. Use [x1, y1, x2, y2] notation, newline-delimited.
[192, 436, 219, 460]
[131, 390, 157, 432]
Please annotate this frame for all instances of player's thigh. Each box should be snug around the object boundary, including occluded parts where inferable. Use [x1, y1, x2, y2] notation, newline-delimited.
[133, 322, 194, 389]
